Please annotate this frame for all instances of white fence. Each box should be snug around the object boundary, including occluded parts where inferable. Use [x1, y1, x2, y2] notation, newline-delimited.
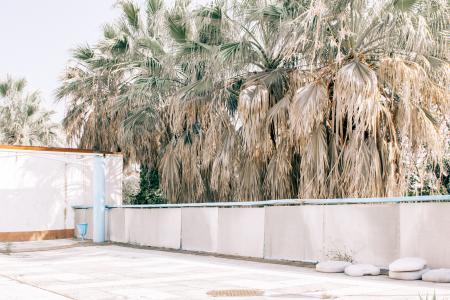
[74, 197, 450, 268]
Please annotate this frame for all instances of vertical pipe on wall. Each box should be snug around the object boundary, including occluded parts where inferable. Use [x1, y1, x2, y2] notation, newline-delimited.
[93, 154, 106, 243]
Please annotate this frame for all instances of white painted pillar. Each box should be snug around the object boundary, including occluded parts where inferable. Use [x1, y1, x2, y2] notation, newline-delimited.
[93, 155, 106, 243]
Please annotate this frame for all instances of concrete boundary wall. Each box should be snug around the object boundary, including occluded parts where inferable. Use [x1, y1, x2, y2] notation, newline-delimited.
[74, 202, 450, 268]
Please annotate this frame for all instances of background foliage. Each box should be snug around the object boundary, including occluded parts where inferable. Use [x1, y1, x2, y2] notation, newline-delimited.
[58, 0, 449, 203]
[0, 76, 59, 146]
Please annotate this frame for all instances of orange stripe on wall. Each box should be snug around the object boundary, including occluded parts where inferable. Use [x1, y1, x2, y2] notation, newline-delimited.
[0, 143, 116, 154]
[0, 229, 74, 242]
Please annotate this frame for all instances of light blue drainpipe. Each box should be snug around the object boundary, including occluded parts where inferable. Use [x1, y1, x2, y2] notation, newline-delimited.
[93, 154, 106, 243]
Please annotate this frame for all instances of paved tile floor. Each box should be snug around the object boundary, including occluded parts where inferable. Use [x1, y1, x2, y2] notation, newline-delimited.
[0, 241, 449, 299]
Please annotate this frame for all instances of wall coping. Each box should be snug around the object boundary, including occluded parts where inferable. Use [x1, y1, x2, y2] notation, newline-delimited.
[72, 195, 450, 209]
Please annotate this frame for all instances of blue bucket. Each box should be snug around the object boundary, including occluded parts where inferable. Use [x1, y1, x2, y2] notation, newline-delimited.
[76, 223, 88, 240]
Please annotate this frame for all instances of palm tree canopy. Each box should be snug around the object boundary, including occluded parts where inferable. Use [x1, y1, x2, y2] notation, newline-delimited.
[0, 76, 60, 146]
[57, 0, 450, 202]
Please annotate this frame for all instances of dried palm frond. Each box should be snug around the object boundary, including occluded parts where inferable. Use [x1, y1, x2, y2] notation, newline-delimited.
[341, 136, 383, 197]
[334, 60, 381, 139]
[159, 142, 180, 203]
[238, 84, 273, 161]
[299, 124, 329, 198]
[176, 140, 205, 203]
[238, 158, 262, 201]
[238, 85, 269, 124]
[379, 57, 444, 158]
[290, 81, 329, 140]
[267, 95, 290, 145]
[264, 142, 292, 199]
[210, 131, 238, 200]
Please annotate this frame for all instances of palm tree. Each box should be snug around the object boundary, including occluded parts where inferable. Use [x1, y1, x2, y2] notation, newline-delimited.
[58, 0, 449, 203]
[0, 76, 59, 146]
[277, 0, 449, 198]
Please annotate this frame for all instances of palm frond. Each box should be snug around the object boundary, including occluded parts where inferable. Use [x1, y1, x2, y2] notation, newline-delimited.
[121, 1, 141, 31]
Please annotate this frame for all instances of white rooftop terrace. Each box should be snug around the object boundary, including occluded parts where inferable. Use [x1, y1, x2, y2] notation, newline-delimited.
[0, 240, 449, 300]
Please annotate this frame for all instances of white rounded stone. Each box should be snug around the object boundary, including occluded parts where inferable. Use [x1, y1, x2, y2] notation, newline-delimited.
[344, 264, 380, 277]
[389, 257, 427, 272]
[389, 268, 429, 281]
[316, 261, 351, 273]
[422, 269, 450, 283]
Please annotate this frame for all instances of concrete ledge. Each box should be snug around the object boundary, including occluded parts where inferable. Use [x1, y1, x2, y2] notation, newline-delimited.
[0, 239, 80, 253]
[105, 195, 450, 209]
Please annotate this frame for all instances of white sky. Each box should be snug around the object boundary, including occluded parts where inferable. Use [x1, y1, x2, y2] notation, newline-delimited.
[0, 0, 124, 120]
[0, 0, 208, 121]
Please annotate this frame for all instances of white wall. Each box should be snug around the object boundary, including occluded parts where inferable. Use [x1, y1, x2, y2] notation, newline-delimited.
[181, 207, 218, 252]
[126, 208, 181, 249]
[0, 148, 122, 234]
[399, 203, 450, 267]
[264, 206, 324, 262]
[322, 204, 400, 266]
[74, 201, 450, 268]
[217, 207, 265, 258]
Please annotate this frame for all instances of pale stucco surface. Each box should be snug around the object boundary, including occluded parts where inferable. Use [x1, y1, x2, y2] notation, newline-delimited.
[0, 148, 122, 234]
[322, 204, 399, 266]
[217, 207, 265, 258]
[74, 201, 450, 268]
[126, 208, 181, 249]
[399, 203, 450, 268]
[264, 206, 324, 261]
[107, 207, 127, 243]
[181, 207, 218, 252]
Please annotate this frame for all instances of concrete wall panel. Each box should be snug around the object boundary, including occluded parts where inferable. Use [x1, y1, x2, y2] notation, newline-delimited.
[108, 208, 127, 243]
[125, 208, 181, 249]
[399, 203, 450, 268]
[217, 207, 265, 258]
[264, 206, 324, 262]
[181, 207, 218, 253]
[75, 201, 450, 268]
[323, 204, 399, 267]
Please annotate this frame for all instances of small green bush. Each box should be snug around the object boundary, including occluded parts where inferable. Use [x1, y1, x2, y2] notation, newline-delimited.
[132, 165, 166, 205]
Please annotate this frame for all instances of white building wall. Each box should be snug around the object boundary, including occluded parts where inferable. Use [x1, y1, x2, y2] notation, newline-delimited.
[0, 147, 122, 235]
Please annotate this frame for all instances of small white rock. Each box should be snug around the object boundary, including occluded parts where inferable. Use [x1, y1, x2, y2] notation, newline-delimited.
[389, 257, 427, 272]
[344, 264, 380, 277]
[422, 269, 450, 283]
[389, 268, 429, 281]
[316, 261, 351, 273]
